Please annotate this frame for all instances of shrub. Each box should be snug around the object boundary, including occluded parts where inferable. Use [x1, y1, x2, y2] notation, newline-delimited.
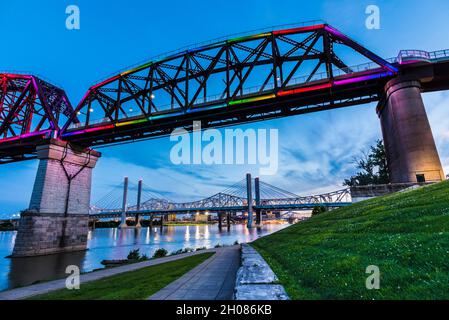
[153, 248, 168, 258]
[140, 254, 149, 261]
[312, 206, 328, 216]
[127, 249, 141, 260]
[171, 248, 194, 255]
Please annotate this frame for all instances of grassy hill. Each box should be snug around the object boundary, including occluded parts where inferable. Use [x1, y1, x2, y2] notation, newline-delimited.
[252, 181, 449, 300]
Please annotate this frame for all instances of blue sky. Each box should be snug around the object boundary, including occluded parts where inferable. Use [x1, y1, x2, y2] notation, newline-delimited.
[1, 0, 449, 215]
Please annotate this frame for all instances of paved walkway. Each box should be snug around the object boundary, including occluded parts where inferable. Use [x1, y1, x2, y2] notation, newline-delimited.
[148, 245, 240, 300]
[0, 248, 217, 300]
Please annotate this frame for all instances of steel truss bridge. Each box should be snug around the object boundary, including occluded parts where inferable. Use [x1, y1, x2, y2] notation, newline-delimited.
[2, 22, 449, 163]
[89, 176, 352, 219]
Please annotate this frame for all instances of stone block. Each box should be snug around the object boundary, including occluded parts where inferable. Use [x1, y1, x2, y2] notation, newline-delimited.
[12, 140, 100, 257]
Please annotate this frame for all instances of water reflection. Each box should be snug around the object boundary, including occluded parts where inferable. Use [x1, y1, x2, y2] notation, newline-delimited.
[0, 223, 288, 291]
[8, 251, 86, 289]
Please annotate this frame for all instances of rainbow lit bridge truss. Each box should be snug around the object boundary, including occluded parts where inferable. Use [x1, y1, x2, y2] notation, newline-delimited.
[61, 23, 398, 146]
[3, 22, 449, 163]
[0, 74, 74, 163]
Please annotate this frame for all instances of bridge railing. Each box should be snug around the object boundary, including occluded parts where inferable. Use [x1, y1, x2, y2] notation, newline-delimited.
[397, 50, 431, 64]
[0, 70, 63, 88]
[350, 182, 436, 199]
[395, 49, 449, 65]
[428, 49, 449, 60]
[90, 20, 327, 86]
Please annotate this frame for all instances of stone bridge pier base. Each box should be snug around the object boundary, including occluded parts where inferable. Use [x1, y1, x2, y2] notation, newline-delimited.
[378, 78, 444, 183]
[12, 139, 101, 257]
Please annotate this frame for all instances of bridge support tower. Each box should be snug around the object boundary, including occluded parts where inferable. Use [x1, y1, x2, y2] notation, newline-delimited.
[246, 173, 254, 228]
[378, 78, 444, 183]
[135, 179, 142, 228]
[12, 140, 100, 257]
[119, 177, 129, 228]
[254, 177, 262, 227]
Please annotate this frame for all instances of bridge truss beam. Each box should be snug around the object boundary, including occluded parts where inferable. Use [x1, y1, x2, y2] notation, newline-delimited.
[61, 24, 397, 147]
[0, 74, 75, 163]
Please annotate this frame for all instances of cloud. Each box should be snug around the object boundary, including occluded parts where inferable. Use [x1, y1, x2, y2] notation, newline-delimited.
[423, 91, 449, 177]
[90, 103, 384, 203]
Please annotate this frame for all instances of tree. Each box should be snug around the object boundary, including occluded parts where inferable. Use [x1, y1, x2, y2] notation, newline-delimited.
[344, 140, 390, 186]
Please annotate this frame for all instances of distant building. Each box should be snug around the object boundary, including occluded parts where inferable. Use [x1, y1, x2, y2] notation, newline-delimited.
[165, 214, 177, 222]
[194, 213, 211, 222]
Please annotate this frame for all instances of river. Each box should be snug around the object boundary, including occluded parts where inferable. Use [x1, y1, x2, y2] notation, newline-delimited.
[0, 223, 288, 292]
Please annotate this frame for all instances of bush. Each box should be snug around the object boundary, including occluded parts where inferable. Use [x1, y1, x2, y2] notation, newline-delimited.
[127, 249, 149, 261]
[171, 248, 194, 255]
[140, 254, 149, 261]
[127, 249, 141, 260]
[312, 206, 328, 216]
[153, 248, 168, 258]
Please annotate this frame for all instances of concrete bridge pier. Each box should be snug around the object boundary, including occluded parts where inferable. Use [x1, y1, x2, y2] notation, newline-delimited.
[12, 139, 101, 257]
[218, 212, 223, 230]
[378, 78, 445, 183]
[149, 214, 154, 228]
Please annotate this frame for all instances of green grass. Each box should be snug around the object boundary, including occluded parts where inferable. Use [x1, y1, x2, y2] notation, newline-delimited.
[29, 252, 214, 300]
[252, 181, 449, 300]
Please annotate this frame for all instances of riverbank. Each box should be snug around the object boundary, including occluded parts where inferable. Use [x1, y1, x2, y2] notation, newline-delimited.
[0, 250, 215, 300]
[0, 223, 288, 292]
[252, 180, 449, 299]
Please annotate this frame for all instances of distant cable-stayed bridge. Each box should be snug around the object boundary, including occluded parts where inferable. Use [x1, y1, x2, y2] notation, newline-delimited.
[89, 174, 352, 225]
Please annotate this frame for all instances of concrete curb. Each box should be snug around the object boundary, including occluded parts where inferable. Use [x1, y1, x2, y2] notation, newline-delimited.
[234, 244, 289, 300]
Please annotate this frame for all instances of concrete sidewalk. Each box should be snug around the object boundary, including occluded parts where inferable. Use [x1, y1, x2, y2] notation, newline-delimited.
[148, 245, 240, 300]
[0, 248, 216, 300]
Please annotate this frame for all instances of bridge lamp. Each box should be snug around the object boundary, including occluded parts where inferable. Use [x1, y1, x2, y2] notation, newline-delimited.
[150, 94, 155, 99]
[89, 108, 94, 113]
[77, 111, 81, 115]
